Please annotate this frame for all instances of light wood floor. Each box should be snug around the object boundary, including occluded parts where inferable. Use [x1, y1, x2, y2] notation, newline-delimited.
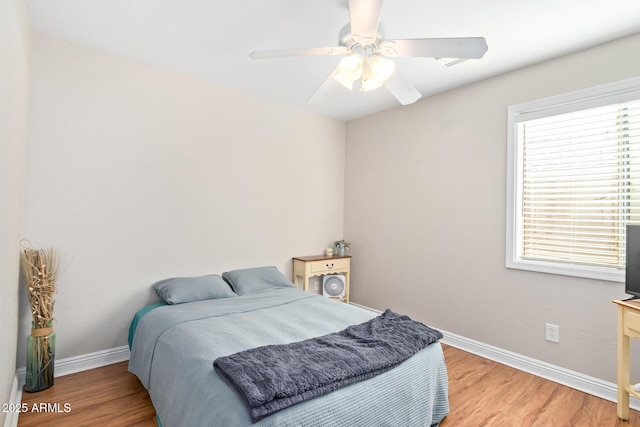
[439, 345, 640, 426]
[17, 345, 640, 427]
[18, 362, 156, 427]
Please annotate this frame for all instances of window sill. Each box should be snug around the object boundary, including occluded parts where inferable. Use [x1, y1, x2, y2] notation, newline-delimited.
[506, 258, 624, 283]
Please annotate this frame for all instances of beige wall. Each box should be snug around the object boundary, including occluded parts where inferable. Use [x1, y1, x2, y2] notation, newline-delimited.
[19, 34, 346, 362]
[345, 32, 640, 383]
[0, 0, 30, 422]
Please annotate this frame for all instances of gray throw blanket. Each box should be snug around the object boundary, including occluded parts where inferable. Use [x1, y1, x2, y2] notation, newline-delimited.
[213, 309, 443, 422]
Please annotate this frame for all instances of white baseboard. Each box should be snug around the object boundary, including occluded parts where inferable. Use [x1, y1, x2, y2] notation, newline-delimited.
[3, 375, 21, 427]
[16, 345, 130, 386]
[440, 330, 640, 411]
[349, 302, 382, 313]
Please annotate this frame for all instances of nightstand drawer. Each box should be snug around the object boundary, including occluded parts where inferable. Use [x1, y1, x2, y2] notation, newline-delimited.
[625, 308, 640, 334]
[310, 258, 350, 273]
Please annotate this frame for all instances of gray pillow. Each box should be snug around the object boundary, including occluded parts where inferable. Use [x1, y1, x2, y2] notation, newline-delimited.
[222, 266, 295, 296]
[153, 274, 237, 304]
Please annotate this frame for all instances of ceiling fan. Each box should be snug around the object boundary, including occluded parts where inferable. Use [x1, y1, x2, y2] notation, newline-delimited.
[249, 0, 488, 106]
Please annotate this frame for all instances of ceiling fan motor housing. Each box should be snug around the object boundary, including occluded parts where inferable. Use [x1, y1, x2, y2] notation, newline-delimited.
[339, 23, 388, 51]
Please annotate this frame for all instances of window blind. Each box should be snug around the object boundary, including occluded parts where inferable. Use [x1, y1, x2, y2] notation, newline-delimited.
[517, 99, 640, 268]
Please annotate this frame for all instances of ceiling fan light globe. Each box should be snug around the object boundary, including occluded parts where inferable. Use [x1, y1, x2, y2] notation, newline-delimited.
[338, 54, 364, 81]
[333, 72, 355, 90]
[370, 55, 395, 83]
[360, 75, 383, 92]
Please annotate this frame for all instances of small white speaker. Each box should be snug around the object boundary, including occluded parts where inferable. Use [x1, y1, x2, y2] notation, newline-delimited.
[322, 274, 346, 298]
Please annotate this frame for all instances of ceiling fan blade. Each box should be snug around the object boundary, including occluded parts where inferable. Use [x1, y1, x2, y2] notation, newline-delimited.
[384, 72, 422, 105]
[389, 37, 488, 59]
[348, 0, 383, 41]
[307, 67, 342, 104]
[249, 46, 349, 59]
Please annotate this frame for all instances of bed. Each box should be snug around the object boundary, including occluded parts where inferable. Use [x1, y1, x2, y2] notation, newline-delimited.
[128, 266, 449, 427]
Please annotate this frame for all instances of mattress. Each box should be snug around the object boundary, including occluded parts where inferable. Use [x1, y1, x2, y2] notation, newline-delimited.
[129, 287, 449, 426]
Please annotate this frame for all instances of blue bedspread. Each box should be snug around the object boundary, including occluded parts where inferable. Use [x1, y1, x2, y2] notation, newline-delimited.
[129, 288, 449, 427]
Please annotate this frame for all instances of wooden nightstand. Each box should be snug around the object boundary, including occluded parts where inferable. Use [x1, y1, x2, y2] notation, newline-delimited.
[614, 299, 640, 420]
[292, 255, 351, 303]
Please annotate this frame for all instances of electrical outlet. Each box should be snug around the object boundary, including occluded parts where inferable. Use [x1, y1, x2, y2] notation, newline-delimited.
[545, 323, 559, 343]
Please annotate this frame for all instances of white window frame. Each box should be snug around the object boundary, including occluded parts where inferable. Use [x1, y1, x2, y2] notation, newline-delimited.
[506, 76, 640, 282]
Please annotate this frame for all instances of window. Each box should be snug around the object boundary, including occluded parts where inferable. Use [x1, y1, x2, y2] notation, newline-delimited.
[506, 77, 640, 282]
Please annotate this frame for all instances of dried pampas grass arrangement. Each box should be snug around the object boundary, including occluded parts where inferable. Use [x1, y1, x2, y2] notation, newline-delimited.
[21, 245, 60, 329]
[20, 241, 60, 392]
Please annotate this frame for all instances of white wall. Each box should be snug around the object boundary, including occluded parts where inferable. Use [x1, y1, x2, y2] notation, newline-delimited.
[0, 0, 30, 423]
[20, 34, 346, 362]
[345, 32, 640, 383]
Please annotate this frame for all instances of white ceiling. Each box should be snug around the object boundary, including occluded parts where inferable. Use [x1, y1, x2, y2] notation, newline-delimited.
[27, 0, 640, 121]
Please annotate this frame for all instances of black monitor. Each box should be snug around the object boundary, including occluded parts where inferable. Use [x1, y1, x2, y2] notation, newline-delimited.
[626, 225, 640, 299]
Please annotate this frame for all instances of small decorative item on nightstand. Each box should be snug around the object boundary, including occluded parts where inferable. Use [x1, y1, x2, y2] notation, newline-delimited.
[333, 240, 350, 257]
